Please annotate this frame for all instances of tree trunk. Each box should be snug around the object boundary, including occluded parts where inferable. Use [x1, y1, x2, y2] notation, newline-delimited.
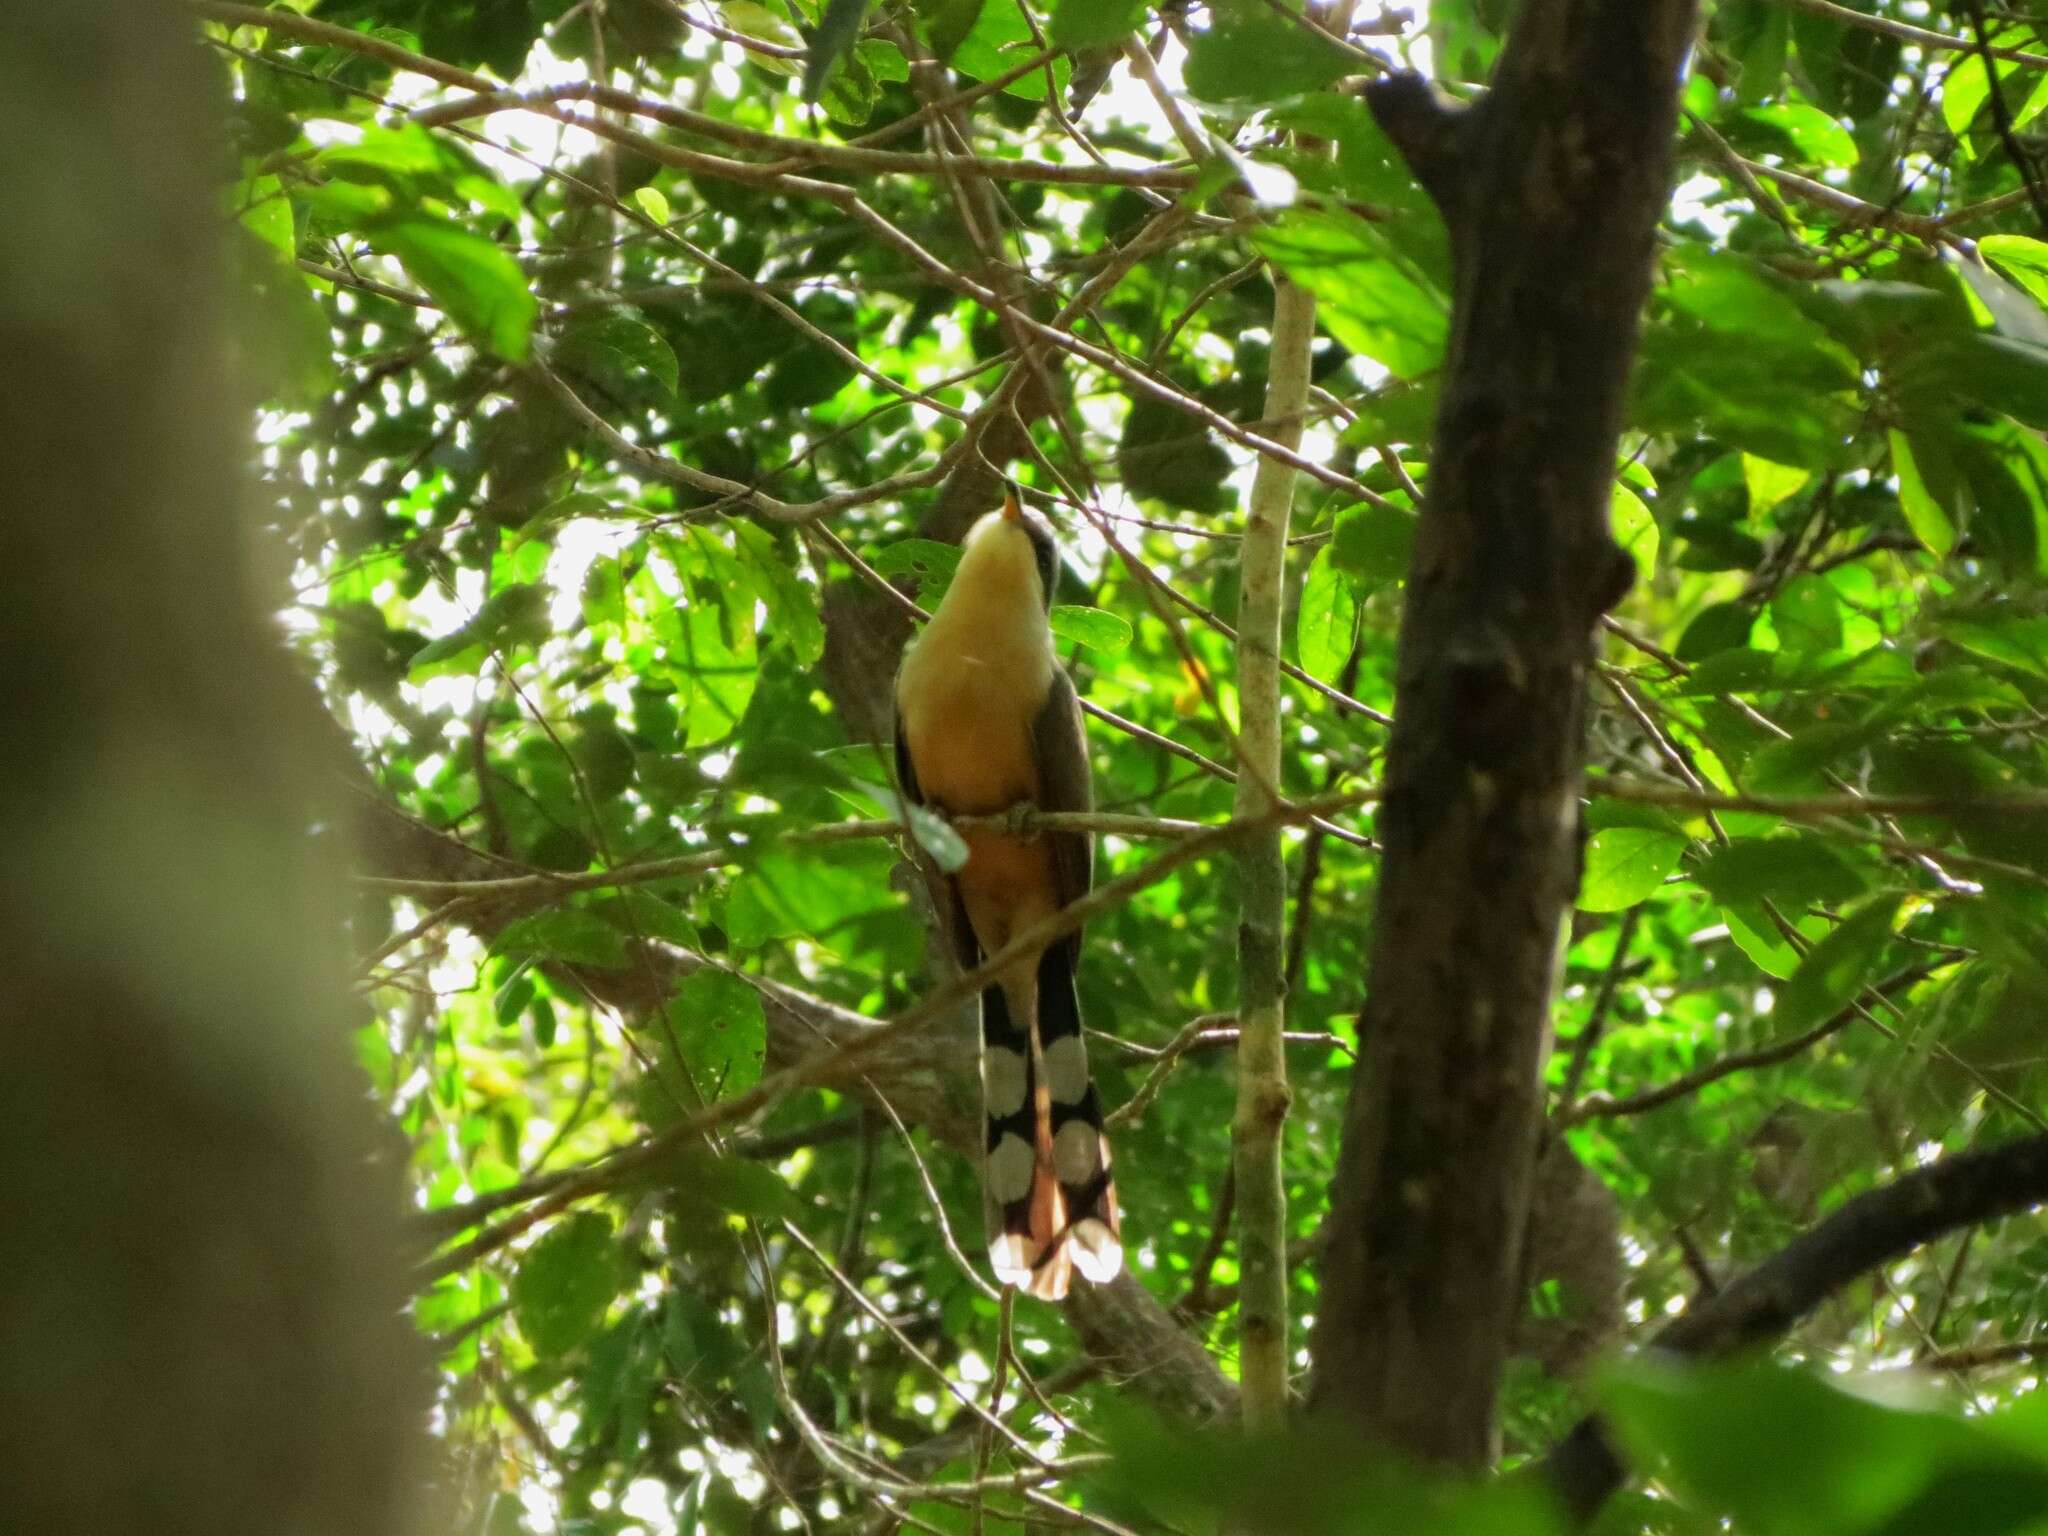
[1307, 0, 1697, 1465]
[0, 9, 425, 1532]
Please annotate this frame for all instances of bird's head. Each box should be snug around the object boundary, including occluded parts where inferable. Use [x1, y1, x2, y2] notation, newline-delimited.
[959, 481, 1060, 611]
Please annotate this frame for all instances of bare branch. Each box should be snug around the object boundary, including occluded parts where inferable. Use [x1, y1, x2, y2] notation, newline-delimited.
[1548, 1133, 2048, 1524]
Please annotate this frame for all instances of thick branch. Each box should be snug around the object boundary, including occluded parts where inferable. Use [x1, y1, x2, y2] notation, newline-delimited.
[1310, 0, 1697, 1466]
[1547, 1133, 2048, 1524]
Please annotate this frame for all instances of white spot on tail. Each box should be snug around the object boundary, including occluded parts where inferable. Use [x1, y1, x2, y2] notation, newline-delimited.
[1069, 1218, 1123, 1284]
[1053, 1119, 1100, 1186]
[982, 1045, 1028, 1118]
[989, 1233, 1036, 1289]
[986, 1131, 1035, 1203]
[1042, 1034, 1090, 1104]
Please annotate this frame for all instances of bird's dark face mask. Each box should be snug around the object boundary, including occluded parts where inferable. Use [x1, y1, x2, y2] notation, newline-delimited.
[1003, 486, 1060, 611]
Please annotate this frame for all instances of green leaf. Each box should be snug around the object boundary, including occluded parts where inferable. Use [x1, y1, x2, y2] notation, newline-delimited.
[802, 0, 873, 100]
[1770, 893, 1901, 1035]
[1663, 252, 1854, 366]
[913, 0, 986, 58]
[1272, 92, 1427, 210]
[1578, 828, 1688, 913]
[870, 781, 970, 873]
[1253, 209, 1448, 378]
[1331, 501, 1418, 584]
[1889, 428, 1957, 556]
[1810, 279, 1967, 358]
[663, 969, 768, 1098]
[512, 1212, 623, 1359]
[733, 523, 825, 667]
[1610, 483, 1659, 579]
[556, 309, 680, 399]
[658, 597, 758, 748]
[1791, 0, 1899, 118]
[1602, 1357, 2048, 1536]
[721, 0, 804, 73]
[1742, 454, 1809, 514]
[1981, 234, 2048, 313]
[1769, 572, 1842, 655]
[1691, 836, 1868, 908]
[1939, 611, 2048, 681]
[724, 847, 896, 953]
[632, 184, 671, 224]
[370, 217, 537, 361]
[1049, 0, 1144, 50]
[1633, 302, 1858, 468]
[1184, 15, 1354, 103]
[1120, 392, 1233, 512]
[856, 37, 910, 82]
[1722, 901, 1804, 979]
[1674, 601, 1754, 660]
[1958, 250, 2048, 347]
[1099, 1412, 1564, 1536]
[867, 538, 963, 597]
[663, 1147, 800, 1220]
[1734, 103, 1858, 167]
[409, 583, 550, 675]
[495, 908, 632, 970]
[1295, 548, 1359, 683]
[235, 174, 295, 259]
[1908, 333, 2048, 432]
[1050, 605, 1133, 653]
[764, 337, 858, 409]
[951, 2, 1069, 99]
[1943, 52, 1993, 140]
[314, 120, 456, 188]
[1727, 0, 1790, 102]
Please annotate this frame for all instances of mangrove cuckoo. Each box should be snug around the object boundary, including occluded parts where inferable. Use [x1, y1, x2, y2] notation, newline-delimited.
[892, 488, 1122, 1300]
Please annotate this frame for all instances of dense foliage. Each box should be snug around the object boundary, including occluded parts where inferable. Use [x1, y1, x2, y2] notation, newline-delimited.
[202, 0, 2048, 1530]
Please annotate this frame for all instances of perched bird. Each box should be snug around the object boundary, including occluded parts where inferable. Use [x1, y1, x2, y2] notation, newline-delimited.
[892, 487, 1122, 1300]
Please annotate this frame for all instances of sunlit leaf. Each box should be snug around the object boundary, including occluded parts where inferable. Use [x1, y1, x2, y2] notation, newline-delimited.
[1296, 548, 1359, 683]
[370, 217, 537, 361]
[1579, 828, 1688, 913]
[1050, 604, 1133, 653]
[1253, 208, 1449, 378]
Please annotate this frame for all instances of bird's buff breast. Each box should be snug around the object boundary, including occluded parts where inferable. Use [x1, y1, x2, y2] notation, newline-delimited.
[897, 629, 1051, 815]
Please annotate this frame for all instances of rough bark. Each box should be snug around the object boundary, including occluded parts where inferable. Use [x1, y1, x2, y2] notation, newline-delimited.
[1307, 0, 1696, 1464]
[1230, 275, 1318, 1428]
[1546, 1132, 2048, 1523]
[0, 9, 425, 1532]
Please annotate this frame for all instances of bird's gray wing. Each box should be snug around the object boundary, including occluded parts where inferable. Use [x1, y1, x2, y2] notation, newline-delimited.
[895, 702, 979, 975]
[891, 706, 924, 810]
[1031, 668, 1094, 921]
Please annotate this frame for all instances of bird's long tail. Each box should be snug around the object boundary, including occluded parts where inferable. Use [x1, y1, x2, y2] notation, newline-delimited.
[980, 941, 1122, 1300]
